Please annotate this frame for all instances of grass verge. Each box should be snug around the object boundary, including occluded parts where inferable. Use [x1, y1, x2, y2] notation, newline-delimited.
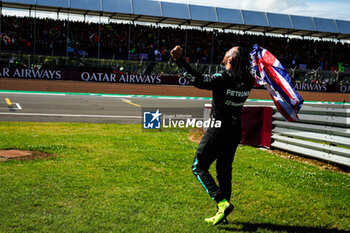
[0, 122, 349, 232]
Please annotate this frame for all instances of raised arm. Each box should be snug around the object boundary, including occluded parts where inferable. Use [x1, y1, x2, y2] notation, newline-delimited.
[170, 46, 225, 90]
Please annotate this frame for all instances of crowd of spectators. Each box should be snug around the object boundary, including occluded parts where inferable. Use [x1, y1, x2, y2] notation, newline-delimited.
[1, 15, 350, 71]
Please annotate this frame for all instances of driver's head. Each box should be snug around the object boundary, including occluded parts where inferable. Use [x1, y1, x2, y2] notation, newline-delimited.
[221, 46, 250, 73]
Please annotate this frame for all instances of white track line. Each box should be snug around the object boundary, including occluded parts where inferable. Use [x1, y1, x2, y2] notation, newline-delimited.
[0, 112, 141, 118]
[0, 92, 209, 100]
[0, 103, 22, 110]
[1, 91, 348, 105]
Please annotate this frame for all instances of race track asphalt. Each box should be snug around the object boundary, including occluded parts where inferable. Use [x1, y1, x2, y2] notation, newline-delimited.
[1, 91, 348, 124]
[0, 92, 210, 124]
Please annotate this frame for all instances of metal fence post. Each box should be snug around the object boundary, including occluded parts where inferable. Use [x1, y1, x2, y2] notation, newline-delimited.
[33, 7, 36, 65]
[128, 23, 131, 60]
[0, 3, 2, 53]
[184, 26, 188, 59]
[98, 13, 101, 65]
[66, 12, 69, 66]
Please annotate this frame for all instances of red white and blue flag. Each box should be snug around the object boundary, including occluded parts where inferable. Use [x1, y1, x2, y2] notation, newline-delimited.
[250, 44, 304, 122]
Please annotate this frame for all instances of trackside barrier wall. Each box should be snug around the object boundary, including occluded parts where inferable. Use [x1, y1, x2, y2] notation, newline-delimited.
[204, 103, 350, 167]
[272, 106, 350, 167]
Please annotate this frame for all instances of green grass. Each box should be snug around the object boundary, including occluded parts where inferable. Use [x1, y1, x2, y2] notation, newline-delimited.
[0, 122, 349, 233]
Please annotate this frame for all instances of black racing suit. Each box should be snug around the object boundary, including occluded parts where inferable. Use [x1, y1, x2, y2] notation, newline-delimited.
[176, 58, 254, 202]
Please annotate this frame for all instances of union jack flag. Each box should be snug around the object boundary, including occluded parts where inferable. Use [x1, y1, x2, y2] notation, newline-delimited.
[250, 44, 304, 122]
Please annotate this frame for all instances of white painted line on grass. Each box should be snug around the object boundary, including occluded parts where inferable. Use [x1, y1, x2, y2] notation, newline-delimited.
[0, 112, 142, 118]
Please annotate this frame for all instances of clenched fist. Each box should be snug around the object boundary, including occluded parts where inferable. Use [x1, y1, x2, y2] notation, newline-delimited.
[170, 45, 183, 61]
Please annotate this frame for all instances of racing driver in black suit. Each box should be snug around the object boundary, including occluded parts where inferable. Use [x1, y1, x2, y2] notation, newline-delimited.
[170, 45, 254, 226]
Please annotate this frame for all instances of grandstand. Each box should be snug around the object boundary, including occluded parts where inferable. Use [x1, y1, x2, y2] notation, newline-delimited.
[0, 0, 350, 86]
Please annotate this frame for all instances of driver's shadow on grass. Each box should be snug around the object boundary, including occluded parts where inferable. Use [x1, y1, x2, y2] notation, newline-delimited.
[219, 222, 350, 233]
